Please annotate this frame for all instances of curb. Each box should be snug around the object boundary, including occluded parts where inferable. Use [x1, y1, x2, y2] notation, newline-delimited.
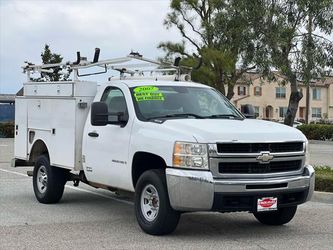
[309, 140, 333, 145]
[312, 191, 333, 204]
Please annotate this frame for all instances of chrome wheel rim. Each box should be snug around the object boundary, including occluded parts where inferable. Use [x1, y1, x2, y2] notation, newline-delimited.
[36, 165, 48, 193]
[140, 184, 160, 222]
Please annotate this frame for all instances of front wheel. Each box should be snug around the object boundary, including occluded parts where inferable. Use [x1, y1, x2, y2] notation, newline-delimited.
[135, 169, 180, 235]
[33, 155, 67, 204]
[253, 206, 297, 225]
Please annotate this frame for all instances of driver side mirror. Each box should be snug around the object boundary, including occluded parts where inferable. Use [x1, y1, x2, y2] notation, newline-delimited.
[91, 102, 108, 126]
[91, 102, 129, 127]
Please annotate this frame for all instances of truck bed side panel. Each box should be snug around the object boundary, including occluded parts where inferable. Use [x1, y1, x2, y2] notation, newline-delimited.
[27, 98, 76, 169]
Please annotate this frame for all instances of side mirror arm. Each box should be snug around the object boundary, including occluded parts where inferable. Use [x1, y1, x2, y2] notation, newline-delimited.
[107, 112, 128, 127]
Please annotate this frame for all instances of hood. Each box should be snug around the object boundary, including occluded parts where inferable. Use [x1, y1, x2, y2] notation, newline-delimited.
[159, 118, 307, 143]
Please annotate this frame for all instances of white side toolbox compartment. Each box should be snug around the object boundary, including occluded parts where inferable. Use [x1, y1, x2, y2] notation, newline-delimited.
[14, 81, 97, 170]
[14, 98, 28, 159]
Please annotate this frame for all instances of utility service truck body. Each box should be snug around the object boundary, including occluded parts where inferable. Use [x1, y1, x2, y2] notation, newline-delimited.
[15, 81, 96, 171]
[13, 52, 315, 235]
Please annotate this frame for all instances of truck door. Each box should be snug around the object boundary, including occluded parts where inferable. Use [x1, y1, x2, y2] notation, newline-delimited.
[83, 86, 133, 190]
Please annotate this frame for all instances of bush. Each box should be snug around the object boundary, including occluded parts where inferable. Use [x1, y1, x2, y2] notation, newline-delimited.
[297, 124, 333, 140]
[0, 122, 15, 138]
[310, 119, 333, 125]
[315, 166, 333, 192]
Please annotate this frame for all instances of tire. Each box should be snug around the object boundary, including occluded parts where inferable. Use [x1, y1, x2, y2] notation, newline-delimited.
[135, 169, 180, 235]
[253, 206, 297, 225]
[33, 155, 67, 204]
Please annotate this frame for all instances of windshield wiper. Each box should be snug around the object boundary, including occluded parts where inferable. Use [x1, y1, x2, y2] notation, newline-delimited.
[148, 113, 205, 120]
[204, 114, 243, 120]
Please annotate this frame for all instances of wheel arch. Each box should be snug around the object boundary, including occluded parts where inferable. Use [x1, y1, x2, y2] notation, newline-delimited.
[29, 139, 50, 163]
[131, 151, 167, 188]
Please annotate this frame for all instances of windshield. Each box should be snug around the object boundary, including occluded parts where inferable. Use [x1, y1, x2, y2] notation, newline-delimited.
[130, 85, 244, 121]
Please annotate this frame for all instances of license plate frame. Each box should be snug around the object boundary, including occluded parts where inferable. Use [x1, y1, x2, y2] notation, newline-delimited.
[257, 197, 278, 212]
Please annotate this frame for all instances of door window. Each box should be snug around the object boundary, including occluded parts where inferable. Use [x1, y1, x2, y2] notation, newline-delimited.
[101, 87, 128, 123]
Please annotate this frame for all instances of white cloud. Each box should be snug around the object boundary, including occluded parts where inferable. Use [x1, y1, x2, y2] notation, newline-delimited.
[0, 0, 181, 93]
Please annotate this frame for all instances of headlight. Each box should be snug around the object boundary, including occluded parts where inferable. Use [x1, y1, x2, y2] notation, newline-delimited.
[304, 141, 310, 165]
[173, 142, 209, 169]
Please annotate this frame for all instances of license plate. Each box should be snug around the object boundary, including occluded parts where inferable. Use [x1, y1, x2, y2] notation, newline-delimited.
[257, 197, 278, 212]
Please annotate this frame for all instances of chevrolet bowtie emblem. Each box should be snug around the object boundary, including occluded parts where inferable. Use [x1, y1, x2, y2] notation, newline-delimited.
[257, 152, 274, 163]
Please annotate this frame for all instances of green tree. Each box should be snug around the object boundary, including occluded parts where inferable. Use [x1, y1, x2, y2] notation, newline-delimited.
[248, 0, 333, 125]
[159, 0, 257, 99]
[36, 44, 70, 82]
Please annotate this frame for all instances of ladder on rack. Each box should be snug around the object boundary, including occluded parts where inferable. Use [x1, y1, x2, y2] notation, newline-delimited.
[22, 48, 201, 82]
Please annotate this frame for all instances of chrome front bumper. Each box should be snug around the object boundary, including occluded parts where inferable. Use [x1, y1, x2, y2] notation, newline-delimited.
[166, 165, 315, 211]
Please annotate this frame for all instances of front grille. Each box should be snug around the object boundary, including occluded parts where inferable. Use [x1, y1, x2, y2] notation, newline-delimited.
[217, 142, 303, 154]
[219, 160, 302, 174]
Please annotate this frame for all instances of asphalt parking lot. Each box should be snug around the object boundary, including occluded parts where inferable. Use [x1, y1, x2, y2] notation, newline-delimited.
[1, 138, 333, 249]
[308, 140, 333, 167]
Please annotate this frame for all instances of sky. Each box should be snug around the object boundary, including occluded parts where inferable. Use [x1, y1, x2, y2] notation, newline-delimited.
[1, 1, 332, 94]
[0, 0, 181, 94]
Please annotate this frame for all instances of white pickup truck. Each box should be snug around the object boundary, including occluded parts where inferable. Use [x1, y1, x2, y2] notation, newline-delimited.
[13, 53, 314, 235]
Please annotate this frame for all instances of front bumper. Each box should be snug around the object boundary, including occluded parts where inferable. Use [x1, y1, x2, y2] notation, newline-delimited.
[166, 165, 315, 212]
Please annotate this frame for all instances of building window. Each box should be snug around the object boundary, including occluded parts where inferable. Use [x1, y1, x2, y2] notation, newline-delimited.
[312, 88, 321, 100]
[238, 86, 246, 96]
[279, 107, 288, 118]
[254, 106, 260, 117]
[276, 87, 286, 98]
[312, 108, 322, 118]
[254, 86, 262, 96]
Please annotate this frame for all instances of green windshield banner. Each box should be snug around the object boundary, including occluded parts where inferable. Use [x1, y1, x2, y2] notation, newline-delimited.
[134, 86, 165, 101]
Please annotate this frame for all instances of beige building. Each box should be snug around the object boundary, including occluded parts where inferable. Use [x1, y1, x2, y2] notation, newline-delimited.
[231, 73, 333, 122]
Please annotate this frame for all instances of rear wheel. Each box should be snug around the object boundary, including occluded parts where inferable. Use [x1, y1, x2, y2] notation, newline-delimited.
[253, 206, 297, 225]
[33, 155, 67, 204]
[135, 169, 180, 235]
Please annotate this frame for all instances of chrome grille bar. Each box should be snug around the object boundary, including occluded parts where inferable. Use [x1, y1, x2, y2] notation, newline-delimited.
[208, 142, 306, 179]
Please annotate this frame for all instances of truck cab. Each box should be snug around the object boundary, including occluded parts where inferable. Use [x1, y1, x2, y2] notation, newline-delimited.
[82, 80, 314, 234]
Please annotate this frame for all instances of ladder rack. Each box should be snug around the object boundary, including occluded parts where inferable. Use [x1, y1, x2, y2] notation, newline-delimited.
[22, 49, 196, 82]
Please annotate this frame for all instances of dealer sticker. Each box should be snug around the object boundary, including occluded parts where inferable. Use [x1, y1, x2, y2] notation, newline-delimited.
[257, 197, 278, 212]
[133, 86, 165, 102]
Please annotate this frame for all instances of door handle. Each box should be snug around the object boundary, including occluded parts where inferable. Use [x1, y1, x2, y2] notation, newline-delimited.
[88, 132, 99, 137]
